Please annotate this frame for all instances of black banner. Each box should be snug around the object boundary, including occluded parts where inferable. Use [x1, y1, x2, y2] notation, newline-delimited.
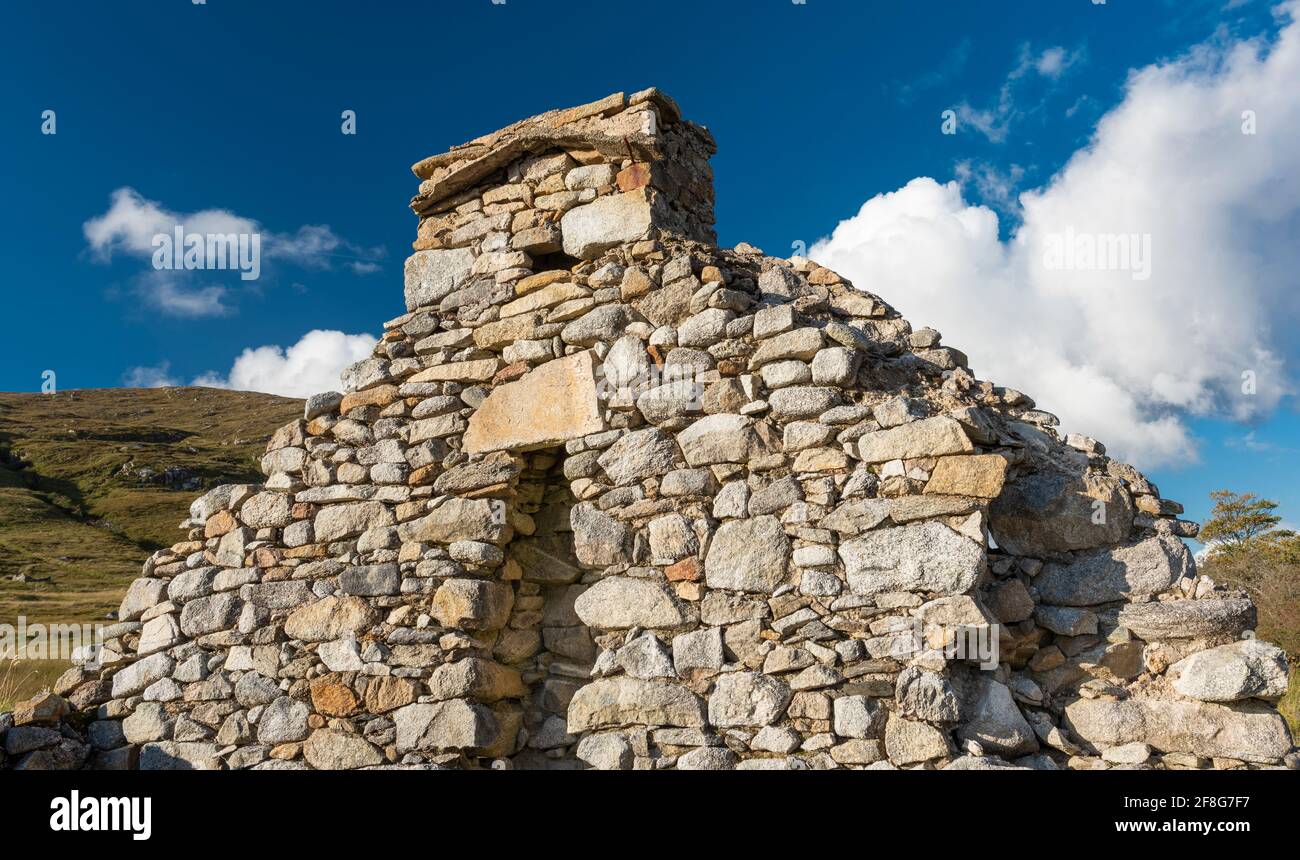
[5, 769, 1293, 846]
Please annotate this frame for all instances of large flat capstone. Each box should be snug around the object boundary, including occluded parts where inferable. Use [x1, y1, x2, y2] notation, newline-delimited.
[462, 350, 607, 454]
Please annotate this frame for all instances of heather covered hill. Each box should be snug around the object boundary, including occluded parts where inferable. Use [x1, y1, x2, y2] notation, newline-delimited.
[0, 387, 301, 625]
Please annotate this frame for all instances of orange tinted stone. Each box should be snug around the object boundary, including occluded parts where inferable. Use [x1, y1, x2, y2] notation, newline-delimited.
[665, 557, 702, 582]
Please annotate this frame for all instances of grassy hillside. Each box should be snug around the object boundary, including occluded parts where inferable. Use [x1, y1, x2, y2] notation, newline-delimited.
[0, 387, 302, 628]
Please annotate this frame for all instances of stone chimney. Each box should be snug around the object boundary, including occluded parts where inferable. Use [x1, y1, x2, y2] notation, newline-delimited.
[405, 89, 716, 312]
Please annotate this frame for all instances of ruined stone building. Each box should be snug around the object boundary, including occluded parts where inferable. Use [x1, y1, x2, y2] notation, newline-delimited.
[4, 90, 1294, 770]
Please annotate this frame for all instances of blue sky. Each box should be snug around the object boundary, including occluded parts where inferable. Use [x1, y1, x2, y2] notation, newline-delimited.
[2, 0, 1297, 529]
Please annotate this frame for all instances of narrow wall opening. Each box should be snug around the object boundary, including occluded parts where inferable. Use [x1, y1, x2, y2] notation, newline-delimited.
[500, 447, 594, 769]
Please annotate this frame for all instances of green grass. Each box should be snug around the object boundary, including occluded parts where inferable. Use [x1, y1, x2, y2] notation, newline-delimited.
[1282, 669, 1299, 739]
[0, 387, 301, 627]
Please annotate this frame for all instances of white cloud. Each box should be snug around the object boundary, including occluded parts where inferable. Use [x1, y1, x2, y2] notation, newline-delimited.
[121, 362, 179, 388]
[812, 3, 1300, 469]
[136, 271, 231, 318]
[83, 188, 386, 316]
[264, 224, 387, 271]
[1034, 46, 1082, 79]
[84, 188, 257, 259]
[954, 160, 1027, 214]
[194, 329, 378, 399]
[83, 187, 385, 267]
[955, 42, 1085, 142]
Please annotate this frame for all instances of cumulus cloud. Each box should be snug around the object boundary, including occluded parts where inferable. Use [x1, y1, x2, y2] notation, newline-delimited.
[83, 188, 386, 316]
[954, 160, 1027, 215]
[193, 329, 378, 399]
[812, 3, 1300, 469]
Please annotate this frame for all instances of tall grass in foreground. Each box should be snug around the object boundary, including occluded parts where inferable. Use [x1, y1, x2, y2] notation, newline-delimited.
[0, 659, 68, 713]
[1281, 669, 1299, 739]
[0, 660, 35, 713]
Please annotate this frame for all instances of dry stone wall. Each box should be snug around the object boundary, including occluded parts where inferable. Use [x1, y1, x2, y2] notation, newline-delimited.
[3, 90, 1295, 771]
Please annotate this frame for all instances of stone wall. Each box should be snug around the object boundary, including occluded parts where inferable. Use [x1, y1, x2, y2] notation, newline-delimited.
[2, 91, 1294, 771]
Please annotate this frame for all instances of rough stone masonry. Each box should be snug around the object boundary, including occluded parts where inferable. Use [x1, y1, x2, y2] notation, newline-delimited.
[4, 89, 1295, 771]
